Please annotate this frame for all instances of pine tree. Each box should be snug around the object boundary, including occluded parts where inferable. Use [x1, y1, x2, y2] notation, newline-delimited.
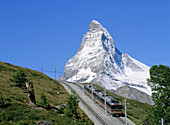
[144, 65, 170, 124]
[64, 90, 79, 118]
[9, 69, 28, 87]
[41, 93, 47, 105]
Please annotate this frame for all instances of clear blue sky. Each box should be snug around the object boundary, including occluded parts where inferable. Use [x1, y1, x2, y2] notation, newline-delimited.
[0, 0, 170, 78]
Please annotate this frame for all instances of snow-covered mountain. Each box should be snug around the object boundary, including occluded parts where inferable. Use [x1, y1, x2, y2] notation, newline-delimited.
[59, 20, 151, 96]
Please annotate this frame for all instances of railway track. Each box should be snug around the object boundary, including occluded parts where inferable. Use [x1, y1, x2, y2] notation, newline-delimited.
[70, 82, 130, 125]
[60, 81, 130, 125]
[61, 81, 109, 125]
[117, 117, 128, 125]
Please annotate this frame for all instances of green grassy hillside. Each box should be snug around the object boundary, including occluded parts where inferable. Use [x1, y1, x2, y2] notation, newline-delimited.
[0, 61, 93, 125]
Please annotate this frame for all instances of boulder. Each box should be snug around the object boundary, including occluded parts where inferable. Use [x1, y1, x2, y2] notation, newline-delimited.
[36, 121, 52, 125]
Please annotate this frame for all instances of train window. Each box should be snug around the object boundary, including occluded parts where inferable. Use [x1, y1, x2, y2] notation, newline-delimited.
[94, 93, 97, 98]
[111, 105, 122, 111]
[106, 104, 111, 109]
[100, 98, 104, 103]
[111, 99, 119, 103]
[95, 90, 101, 92]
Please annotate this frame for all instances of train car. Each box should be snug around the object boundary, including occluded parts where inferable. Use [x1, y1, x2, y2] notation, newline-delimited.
[84, 84, 124, 117]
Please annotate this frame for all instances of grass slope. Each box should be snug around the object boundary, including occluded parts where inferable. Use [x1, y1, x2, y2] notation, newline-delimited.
[0, 61, 93, 125]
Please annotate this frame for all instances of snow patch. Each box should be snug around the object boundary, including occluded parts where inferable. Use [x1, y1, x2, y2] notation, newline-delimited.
[67, 68, 96, 83]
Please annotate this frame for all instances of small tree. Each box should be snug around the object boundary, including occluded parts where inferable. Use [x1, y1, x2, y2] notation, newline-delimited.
[144, 65, 170, 124]
[64, 90, 79, 118]
[41, 93, 47, 105]
[0, 96, 11, 108]
[0, 96, 5, 108]
[9, 69, 28, 87]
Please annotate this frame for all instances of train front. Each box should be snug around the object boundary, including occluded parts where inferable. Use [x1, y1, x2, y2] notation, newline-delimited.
[109, 99, 124, 117]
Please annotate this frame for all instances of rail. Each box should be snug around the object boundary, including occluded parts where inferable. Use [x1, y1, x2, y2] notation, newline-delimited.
[60, 81, 130, 125]
[61, 81, 109, 125]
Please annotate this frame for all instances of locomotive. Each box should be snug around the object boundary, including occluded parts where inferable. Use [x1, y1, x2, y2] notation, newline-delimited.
[84, 84, 124, 117]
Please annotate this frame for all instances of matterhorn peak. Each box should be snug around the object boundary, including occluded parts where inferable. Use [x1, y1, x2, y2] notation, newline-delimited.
[89, 20, 105, 32]
[91, 20, 101, 25]
[59, 20, 152, 99]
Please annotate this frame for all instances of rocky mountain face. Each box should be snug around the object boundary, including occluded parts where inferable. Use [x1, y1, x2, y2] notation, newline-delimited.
[115, 86, 154, 105]
[59, 20, 152, 103]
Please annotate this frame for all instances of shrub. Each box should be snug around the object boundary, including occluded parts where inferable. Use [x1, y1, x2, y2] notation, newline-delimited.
[41, 93, 47, 105]
[64, 90, 79, 118]
[9, 69, 28, 87]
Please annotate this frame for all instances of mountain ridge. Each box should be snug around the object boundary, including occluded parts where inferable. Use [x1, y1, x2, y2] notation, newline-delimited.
[59, 20, 151, 96]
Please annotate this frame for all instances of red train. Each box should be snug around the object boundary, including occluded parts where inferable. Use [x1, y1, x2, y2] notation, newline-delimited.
[84, 84, 124, 117]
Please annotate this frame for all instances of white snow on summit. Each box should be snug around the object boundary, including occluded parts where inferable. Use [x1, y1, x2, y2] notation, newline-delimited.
[60, 20, 152, 96]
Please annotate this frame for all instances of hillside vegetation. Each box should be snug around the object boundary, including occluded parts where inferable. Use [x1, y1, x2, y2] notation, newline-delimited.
[0, 61, 93, 125]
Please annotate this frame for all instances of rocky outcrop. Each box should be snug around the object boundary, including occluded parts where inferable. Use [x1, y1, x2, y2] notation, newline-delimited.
[36, 121, 52, 125]
[26, 81, 36, 106]
[115, 86, 154, 105]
